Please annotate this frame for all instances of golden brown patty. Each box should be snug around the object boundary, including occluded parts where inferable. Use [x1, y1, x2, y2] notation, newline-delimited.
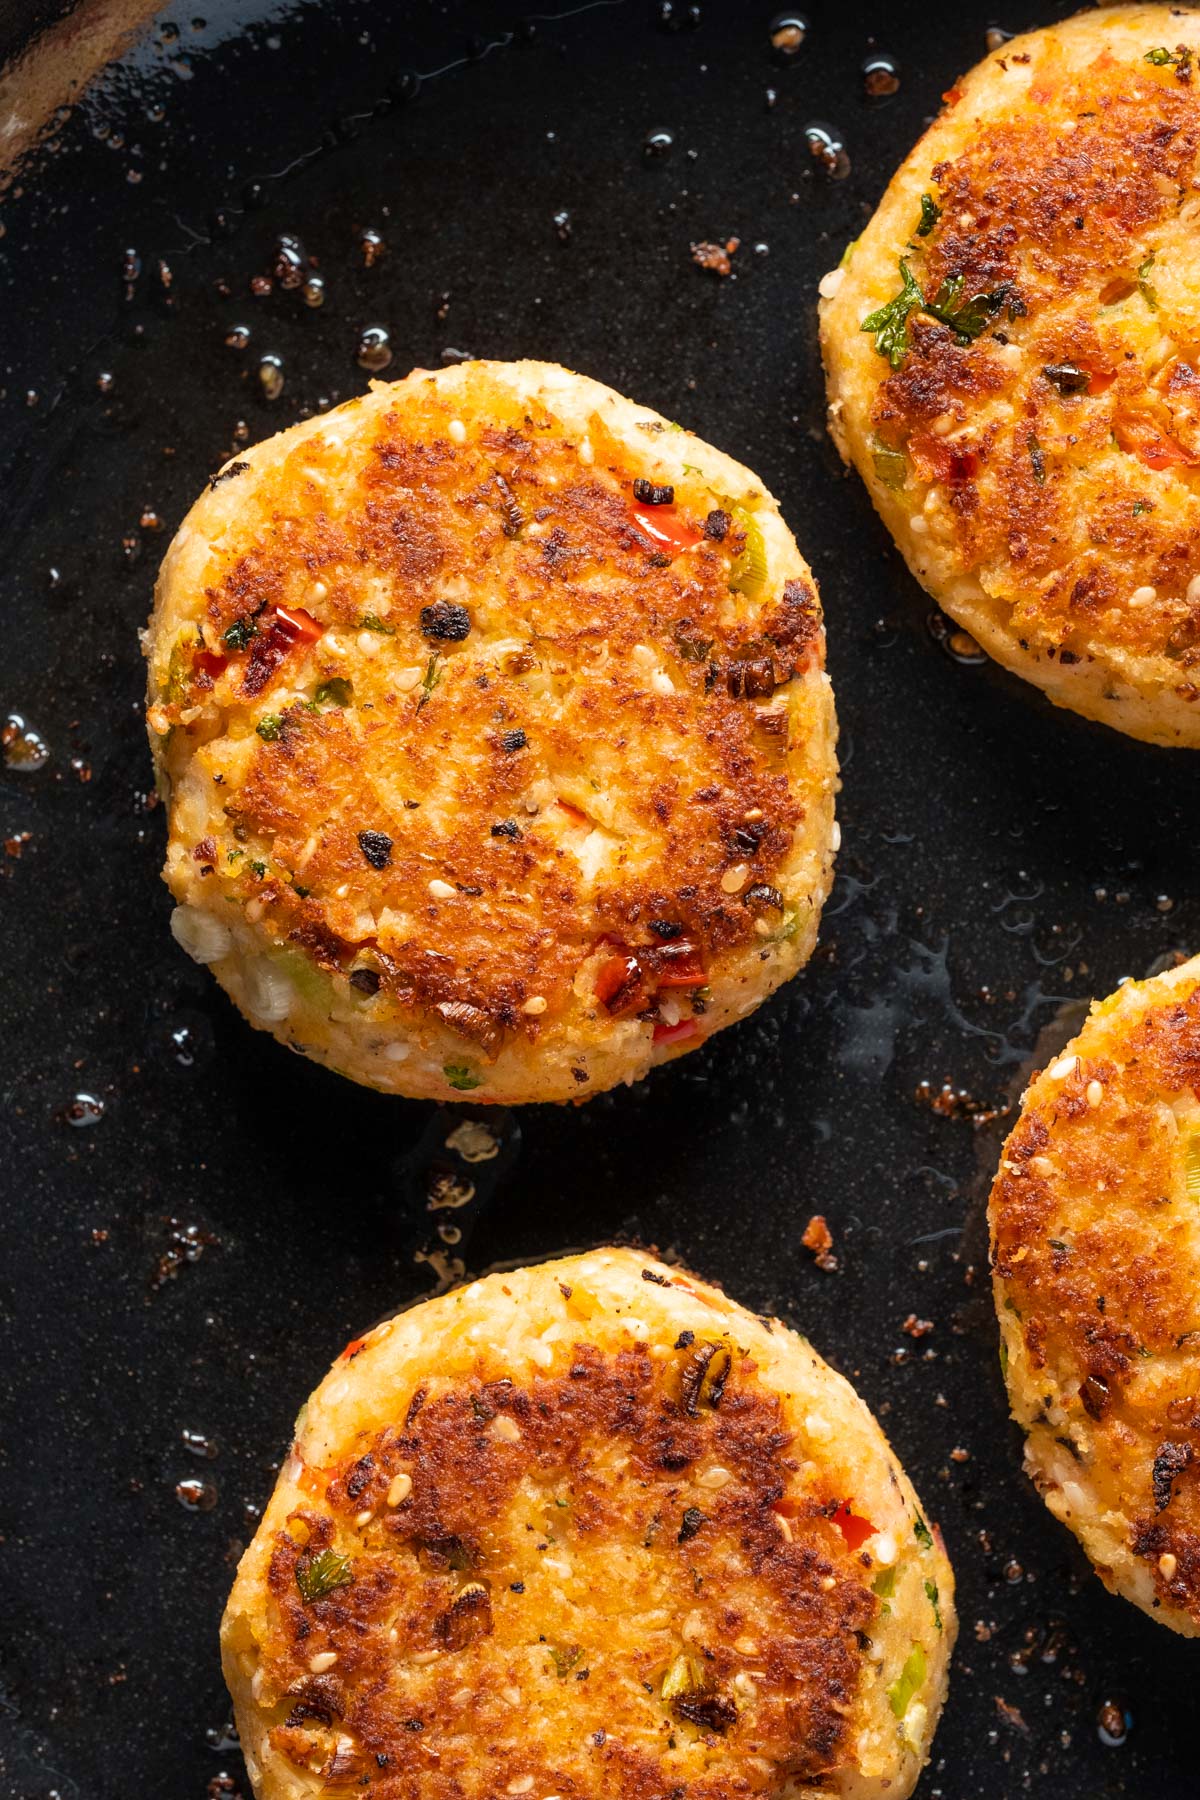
[222, 1250, 954, 1800]
[821, 5, 1200, 746]
[991, 955, 1200, 1634]
[145, 361, 838, 1103]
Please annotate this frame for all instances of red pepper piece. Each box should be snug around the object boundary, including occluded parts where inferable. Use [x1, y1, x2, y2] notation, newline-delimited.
[651, 939, 706, 988]
[832, 1501, 877, 1551]
[630, 504, 703, 553]
[193, 649, 229, 682]
[1114, 415, 1195, 471]
[275, 605, 324, 645]
[653, 1017, 699, 1046]
[595, 951, 645, 1016]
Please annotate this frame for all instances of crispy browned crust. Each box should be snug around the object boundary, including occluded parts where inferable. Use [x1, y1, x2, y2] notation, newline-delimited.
[989, 961, 1200, 1631]
[255, 1344, 875, 1798]
[820, 6, 1200, 744]
[148, 363, 837, 1099]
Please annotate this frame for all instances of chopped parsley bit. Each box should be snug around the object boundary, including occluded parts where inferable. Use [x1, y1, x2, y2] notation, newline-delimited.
[416, 652, 442, 712]
[925, 1578, 943, 1631]
[872, 1567, 896, 1598]
[250, 860, 267, 878]
[1138, 252, 1159, 311]
[314, 677, 353, 708]
[359, 612, 395, 634]
[444, 1062, 483, 1091]
[227, 847, 244, 863]
[222, 617, 259, 651]
[861, 259, 925, 367]
[256, 714, 283, 741]
[1145, 45, 1179, 65]
[293, 883, 312, 899]
[1132, 499, 1152, 516]
[839, 236, 858, 269]
[295, 1548, 353, 1603]
[1028, 434, 1047, 486]
[887, 1644, 926, 1720]
[916, 193, 942, 237]
[913, 1515, 934, 1549]
[549, 1644, 582, 1678]
[861, 258, 1008, 367]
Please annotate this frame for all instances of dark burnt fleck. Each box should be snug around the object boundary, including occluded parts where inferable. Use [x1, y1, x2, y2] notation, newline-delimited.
[491, 819, 522, 839]
[349, 968, 381, 995]
[675, 1691, 738, 1732]
[674, 1329, 695, 1349]
[208, 460, 251, 490]
[642, 1268, 671, 1286]
[678, 1506, 706, 1542]
[420, 601, 472, 641]
[633, 478, 675, 505]
[1152, 1440, 1194, 1512]
[704, 508, 730, 541]
[1081, 1374, 1110, 1420]
[744, 883, 784, 912]
[358, 830, 393, 870]
[500, 729, 527, 753]
[648, 919, 684, 940]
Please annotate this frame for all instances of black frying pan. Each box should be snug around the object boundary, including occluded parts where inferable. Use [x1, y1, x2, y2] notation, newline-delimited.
[0, 2, 1196, 1795]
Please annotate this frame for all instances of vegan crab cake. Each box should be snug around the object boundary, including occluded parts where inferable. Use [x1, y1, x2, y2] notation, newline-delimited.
[222, 1248, 955, 1800]
[144, 360, 837, 1104]
[820, 5, 1200, 747]
[991, 954, 1200, 1635]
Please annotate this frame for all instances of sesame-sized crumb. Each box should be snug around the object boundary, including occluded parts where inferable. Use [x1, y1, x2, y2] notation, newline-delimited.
[902, 1314, 934, 1339]
[993, 1696, 1031, 1737]
[691, 237, 740, 277]
[950, 1445, 970, 1462]
[914, 1077, 1011, 1127]
[801, 1213, 837, 1271]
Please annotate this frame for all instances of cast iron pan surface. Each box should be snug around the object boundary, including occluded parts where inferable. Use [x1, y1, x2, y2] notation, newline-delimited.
[1, 1, 1197, 1794]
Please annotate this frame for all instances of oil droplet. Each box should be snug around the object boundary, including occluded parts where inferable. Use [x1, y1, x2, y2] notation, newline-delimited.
[769, 11, 807, 56]
[273, 240, 305, 289]
[804, 122, 850, 180]
[122, 246, 141, 283]
[643, 126, 675, 160]
[205, 1722, 240, 1752]
[987, 25, 1015, 51]
[302, 274, 326, 308]
[64, 1092, 105, 1128]
[176, 1475, 218, 1512]
[1157, 894, 1175, 913]
[658, 0, 701, 29]
[3, 714, 50, 771]
[182, 1427, 217, 1458]
[553, 208, 572, 242]
[224, 324, 251, 350]
[258, 354, 284, 400]
[1003, 1557, 1024, 1584]
[356, 325, 393, 372]
[863, 53, 900, 96]
[1096, 1697, 1130, 1747]
[928, 609, 987, 663]
[360, 228, 385, 267]
[97, 371, 115, 394]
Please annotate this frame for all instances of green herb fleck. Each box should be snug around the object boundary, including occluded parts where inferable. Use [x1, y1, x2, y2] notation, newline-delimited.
[924, 273, 1006, 342]
[871, 443, 908, 489]
[256, 714, 283, 741]
[924, 1578, 943, 1631]
[887, 1644, 927, 1720]
[673, 620, 714, 662]
[913, 1515, 933, 1550]
[359, 612, 395, 635]
[1138, 252, 1159, 311]
[1145, 45, 1179, 65]
[293, 883, 312, 899]
[417, 653, 443, 713]
[222, 617, 259, 651]
[840, 236, 859, 269]
[296, 1549, 353, 1603]
[250, 860, 267, 879]
[549, 1644, 582, 1678]
[227, 848, 244, 864]
[872, 1567, 896, 1598]
[916, 193, 941, 237]
[314, 678, 353, 708]
[1132, 500, 1151, 516]
[444, 1062, 483, 1091]
[861, 259, 926, 368]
